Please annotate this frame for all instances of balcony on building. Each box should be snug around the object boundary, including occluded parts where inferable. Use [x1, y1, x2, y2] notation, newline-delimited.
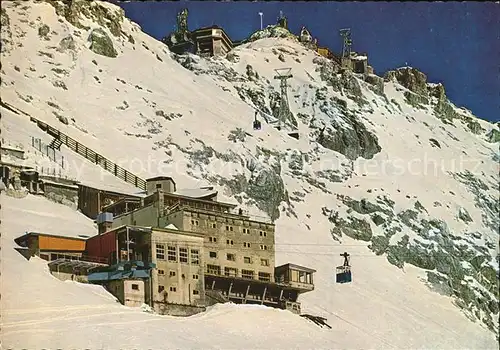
[275, 263, 316, 291]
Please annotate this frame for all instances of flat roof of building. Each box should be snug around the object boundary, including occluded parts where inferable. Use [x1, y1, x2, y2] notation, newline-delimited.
[14, 231, 93, 244]
[146, 176, 176, 184]
[77, 182, 145, 198]
[171, 206, 274, 225]
[275, 263, 316, 273]
[163, 192, 237, 209]
[193, 25, 223, 31]
[174, 187, 217, 199]
[41, 179, 79, 190]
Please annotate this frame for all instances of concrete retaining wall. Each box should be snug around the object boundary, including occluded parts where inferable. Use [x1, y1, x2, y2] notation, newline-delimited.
[42, 181, 78, 209]
[154, 302, 206, 316]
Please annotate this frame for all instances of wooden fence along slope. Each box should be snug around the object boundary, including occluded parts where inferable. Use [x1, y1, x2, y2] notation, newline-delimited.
[1, 100, 147, 191]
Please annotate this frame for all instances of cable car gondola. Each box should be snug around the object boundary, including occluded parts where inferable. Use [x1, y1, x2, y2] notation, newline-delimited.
[336, 252, 352, 284]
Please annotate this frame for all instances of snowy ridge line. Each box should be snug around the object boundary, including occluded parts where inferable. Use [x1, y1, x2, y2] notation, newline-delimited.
[0, 100, 147, 191]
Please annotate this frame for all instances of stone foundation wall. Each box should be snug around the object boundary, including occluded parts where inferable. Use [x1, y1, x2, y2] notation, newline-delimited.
[43, 182, 78, 209]
[154, 302, 206, 316]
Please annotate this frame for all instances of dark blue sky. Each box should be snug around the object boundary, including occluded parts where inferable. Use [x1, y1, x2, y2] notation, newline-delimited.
[111, 1, 499, 123]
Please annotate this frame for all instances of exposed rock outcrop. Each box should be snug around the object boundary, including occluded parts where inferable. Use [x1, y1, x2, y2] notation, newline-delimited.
[248, 25, 299, 42]
[486, 128, 500, 143]
[215, 165, 286, 222]
[316, 113, 382, 160]
[58, 35, 76, 52]
[0, 8, 12, 53]
[385, 67, 429, 97]
[331, 216, 373, 241]
[313, 56, 342, 91]
[38, 24, 50, 39]
[341, 70, 366, 105]
[427, 83, 460, 122]
[364, 74, 384, 95]
[46, 0, 124, 37]
[458, 207, 473, 223]
[88, 28, 117, 58]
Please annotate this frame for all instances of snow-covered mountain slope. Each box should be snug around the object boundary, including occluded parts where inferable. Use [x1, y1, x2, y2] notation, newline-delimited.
[1, 0, 499, 348]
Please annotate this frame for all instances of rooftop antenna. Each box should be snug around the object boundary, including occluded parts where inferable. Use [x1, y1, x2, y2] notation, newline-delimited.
[176, 8, 189, 33]
[339, 28, 352, 59]
[258, 12, 263, 30]
[273, 68, 293, 131]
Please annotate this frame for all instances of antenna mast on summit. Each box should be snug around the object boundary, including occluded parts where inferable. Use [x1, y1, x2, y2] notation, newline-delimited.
[273, 68, 293, 131]
[339, 28, 352, 59]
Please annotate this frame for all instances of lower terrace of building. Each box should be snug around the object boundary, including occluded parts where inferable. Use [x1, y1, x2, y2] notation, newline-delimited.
[204, 271, 311, 314]
[205, 263, 315, 292]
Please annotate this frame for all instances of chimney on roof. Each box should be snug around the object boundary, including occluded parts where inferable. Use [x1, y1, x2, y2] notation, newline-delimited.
[97, 212, 114, 234]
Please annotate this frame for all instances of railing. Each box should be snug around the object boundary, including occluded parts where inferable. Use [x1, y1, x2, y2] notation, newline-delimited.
[165, 201, 180, 213]
[205, 269, 274, 283]
[1, 100, 146, 191]
[31, 136, 65, 168]
[46, 253, 109, 265]
[35, 120, 147, 191]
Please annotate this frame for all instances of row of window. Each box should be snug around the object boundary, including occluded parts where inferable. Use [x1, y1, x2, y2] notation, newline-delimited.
[156, 244, 200, 265]
[157, 244, 270, 265]
[208, 239, 269, 250]
[208, 252, 269, 266]
[158, 270, 200, 280]
[158, 285, 200, 295]
[190, 220, 269, 236]
[206, 265, 271, 282]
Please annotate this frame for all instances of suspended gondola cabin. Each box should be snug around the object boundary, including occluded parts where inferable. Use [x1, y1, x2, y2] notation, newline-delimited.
[336, 252, 352, 283]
